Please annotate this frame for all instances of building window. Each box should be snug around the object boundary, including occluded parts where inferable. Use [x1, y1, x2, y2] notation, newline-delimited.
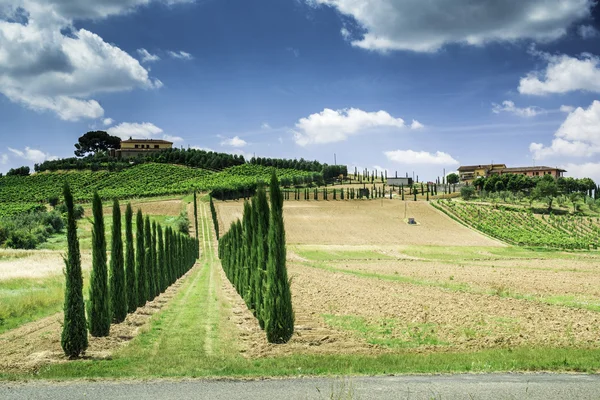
[146, 145, 150, 149]
[135, 145, 139, 149]
[154, 145, 159, 149]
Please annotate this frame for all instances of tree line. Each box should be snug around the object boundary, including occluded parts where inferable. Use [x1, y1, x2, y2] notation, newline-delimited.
[217, 172, 294, 344]
[61, 184, 200, 357]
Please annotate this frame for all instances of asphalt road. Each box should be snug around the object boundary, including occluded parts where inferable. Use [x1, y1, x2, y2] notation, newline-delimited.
[1, 373, 599, 400]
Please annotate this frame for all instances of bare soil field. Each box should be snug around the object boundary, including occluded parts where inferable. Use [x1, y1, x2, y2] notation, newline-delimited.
[215, 200, 502, 246]
[99, 198, 184, 217]
[320, 258, 600, 299]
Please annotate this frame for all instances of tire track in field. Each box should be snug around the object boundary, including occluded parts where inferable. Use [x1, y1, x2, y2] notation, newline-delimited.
[200, 202, 217, 356]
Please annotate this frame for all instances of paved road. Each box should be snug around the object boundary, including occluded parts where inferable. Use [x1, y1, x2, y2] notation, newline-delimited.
[1, 373, 599, 399]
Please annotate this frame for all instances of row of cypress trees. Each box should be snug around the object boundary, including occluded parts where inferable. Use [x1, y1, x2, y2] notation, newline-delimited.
[218, 171, 294, 344]
[61, 183, 199, 357]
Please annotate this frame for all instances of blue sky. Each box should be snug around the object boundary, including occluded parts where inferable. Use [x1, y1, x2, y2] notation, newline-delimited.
[1, 0, 600, 182]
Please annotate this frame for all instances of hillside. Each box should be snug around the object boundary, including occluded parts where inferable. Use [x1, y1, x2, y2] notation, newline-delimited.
[0, 163, 315, 217]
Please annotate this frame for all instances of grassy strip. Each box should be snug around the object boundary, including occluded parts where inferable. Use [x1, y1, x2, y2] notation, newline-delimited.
[294, 248, 395, 261]
[301, 261, 600, 313]
[0, 276, 64, 334]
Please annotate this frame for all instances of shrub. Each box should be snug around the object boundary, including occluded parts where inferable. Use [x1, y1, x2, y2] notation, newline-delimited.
[461, 186, 476, 201]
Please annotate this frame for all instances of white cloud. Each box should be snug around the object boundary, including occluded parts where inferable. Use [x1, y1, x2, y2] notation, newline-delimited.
[410, 120, 425, 130]
[8, 147, 58, 164]
[163, 134, 184, 143]
[167, 50, 193, 60]
[107, 122, 163, 140]
[137, 48, 160, 63]
[530, 100, 600, 159]
[560, 105, 575, 113]
[261, 122, 271, 129]
[292, 107, 408, 146]
[578, 24, 599, 39]
[491, 100, 546, 117]
[191, 146, 215, 152]
[0, 1, 183, 121]
[103, 117, 114, 126]
[286, 47, 300, 58]
[518, 52, 600, 95]
[309, 0, 592, 52]
[220, 136, 248, 148]
[384, 150, 459, 165]
[0, 154, 8, 165]
[560, 162, 600, 183]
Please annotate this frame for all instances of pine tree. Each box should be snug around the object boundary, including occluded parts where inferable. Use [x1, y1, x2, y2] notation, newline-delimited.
[135, 210, 146, 307]
[264, 171, 294, 343]
[125, 204, 137, 313]
[89, 192, 110, 337]
[61, 183, 88, 357]
[145, 216, 154, 301]
[110, 199, 127, 323]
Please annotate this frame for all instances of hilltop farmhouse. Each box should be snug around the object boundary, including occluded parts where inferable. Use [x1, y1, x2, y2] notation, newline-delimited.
[110, 138, 173, 159]
[458, 164, 566, 183]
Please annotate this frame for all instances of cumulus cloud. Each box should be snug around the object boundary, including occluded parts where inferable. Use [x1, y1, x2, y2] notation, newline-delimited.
[578, 24, 599, 39]
[410, 120, 425, 130]
[0, 1, 183, 121]
[292, 108, 410, 146]
[167, 50, 193, 60]
[137, 48, 160, 63]
[518, 52, 600, 95]
[220, 136, 248, 148]
[384, 150, 459, 165]
[8, 146, 58, 164]
[107, 122, 166, 140]
[261, 122, 271, 129]
[530, 100, 600, 159]
[310, 0, 592, 52]
[163, 134, 184, 143]
[491, 100, 546, 117]
[560, 162, 600, 183]
[103, 117, 114, 126]
[560, 105, 575, 113]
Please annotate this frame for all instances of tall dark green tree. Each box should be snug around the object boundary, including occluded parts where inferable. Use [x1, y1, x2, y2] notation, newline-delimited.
[151, 221, 158, 298]
[125, 204, 137, 313]
[145, 216, 154, 301]
[264, 171, 294, 343]
[158, 224, 165, 293]
[193, 191, 200, 258]
[254, 186, 270, 328]
[135, 209, 146, 307]
[89, 192, 110, 337]
[61, 183, 88, 357]
[110, 199, 127, 323]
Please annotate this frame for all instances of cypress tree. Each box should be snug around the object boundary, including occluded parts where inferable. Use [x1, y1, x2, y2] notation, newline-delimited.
[135, 210, 146, 307]
[151, 221, 158, 298]
[61, 183, 88, 357]
[125, 203, 137, 313]
[110, 199, 127, 323]
[89, 192, 110, 337]
[264, 171, 294, 343]
[158, 224, 165, 293]
[193, 191, 200, 258]
[242, 200, 253, 306]
[145, 216, 154, 301]
[255, 186, 270, 329]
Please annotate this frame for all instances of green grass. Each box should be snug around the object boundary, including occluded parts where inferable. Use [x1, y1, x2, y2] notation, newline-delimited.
[0, 276, 65, 334]
[294, 248, 394, 261]
[322, 314, 447, 348]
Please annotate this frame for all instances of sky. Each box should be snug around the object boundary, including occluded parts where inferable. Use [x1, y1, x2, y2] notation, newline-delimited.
[1, 0, 600, 182]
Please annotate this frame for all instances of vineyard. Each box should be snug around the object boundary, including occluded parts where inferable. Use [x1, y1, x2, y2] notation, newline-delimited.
[0, 164, 316, 217]
[435, 200, 600, 250]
